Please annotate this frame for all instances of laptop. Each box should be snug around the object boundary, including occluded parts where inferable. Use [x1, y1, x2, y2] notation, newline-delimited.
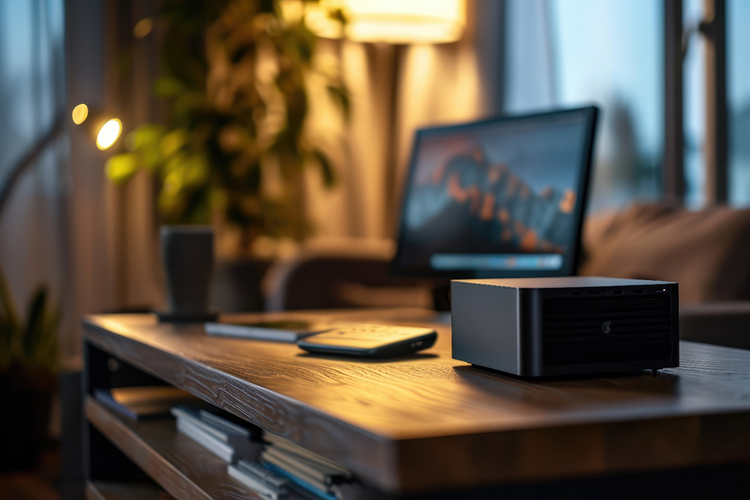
[392, 106, 599, 280]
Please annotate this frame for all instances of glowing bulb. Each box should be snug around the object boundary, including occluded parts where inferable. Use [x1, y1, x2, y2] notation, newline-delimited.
[304, 0, 466, 44]
[96, 118, 123, 150]
[133, 18, 153, 38]
[72, 104, 89, 125]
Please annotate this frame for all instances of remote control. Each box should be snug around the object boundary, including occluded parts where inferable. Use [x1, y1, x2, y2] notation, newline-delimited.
[296, 324, 437, 358]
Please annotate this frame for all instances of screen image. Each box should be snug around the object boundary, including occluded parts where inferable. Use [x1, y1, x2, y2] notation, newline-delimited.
[393, 107, 597, 278]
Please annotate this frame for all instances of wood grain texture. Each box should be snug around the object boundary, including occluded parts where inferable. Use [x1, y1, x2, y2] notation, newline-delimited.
[83, 310, 750, 493]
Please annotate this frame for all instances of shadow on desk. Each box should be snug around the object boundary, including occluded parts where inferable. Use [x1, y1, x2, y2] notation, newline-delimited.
[399, 463, 750, 500]
[295, 353, 439, 364]
[453, 364, 680, 402]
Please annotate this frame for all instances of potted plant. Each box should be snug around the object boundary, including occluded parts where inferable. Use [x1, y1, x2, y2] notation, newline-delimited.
[105, 0, 348, 310]
[0, 267, 59, 471]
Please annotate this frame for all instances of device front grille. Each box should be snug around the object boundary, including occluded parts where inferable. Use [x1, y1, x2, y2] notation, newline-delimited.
[542, 294, 673, 366]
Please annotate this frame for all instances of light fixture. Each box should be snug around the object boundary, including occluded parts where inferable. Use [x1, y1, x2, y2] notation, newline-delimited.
[96, 119, 123, 150]
[70, 103, 124, 151]
[289, 0, 467, 234]
[301, 0, 466, 44]
[133, 17, 154, 39]
[71, 103, 89, 125]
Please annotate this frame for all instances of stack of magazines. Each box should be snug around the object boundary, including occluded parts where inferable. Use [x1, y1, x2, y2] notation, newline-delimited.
[228, 460, 289, 500]
[94, 386, 198, 420]
[261, 432, 352, 500]
[227, 431, 357, 500]
[171, 405, 259, 463]
[172, 406, 369, 499]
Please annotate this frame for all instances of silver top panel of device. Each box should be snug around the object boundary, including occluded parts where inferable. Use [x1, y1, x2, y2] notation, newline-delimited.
[452, 276, 677, 289]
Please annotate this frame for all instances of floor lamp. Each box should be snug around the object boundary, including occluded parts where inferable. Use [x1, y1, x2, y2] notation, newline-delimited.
[304, 0, 467, 235]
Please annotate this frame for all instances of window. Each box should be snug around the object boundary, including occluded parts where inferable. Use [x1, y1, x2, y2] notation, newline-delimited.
[504, 0, 663, 212]
[728, 0, 750, 206]
[683, 0, 706, 208]
[0, 0, 65, 200]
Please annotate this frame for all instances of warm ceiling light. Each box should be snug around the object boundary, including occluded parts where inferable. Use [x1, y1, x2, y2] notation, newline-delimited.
[304, 0, 466, 44]
[133, 17, 154, 39]
[72, 103, 89, 125]
[96, 118, 123, 150]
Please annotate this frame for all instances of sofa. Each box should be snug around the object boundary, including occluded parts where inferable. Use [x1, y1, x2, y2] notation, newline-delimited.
[263, 203, 750, 349]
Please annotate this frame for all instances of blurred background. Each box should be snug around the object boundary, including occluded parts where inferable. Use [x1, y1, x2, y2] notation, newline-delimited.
[1, 0, 749, 497]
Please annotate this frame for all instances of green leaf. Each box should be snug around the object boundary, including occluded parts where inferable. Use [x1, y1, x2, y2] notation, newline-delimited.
[329, 8, 348, 25]
[0, 267, 59, 371]
[312, 149, 336, 188]
[13, 285, 60, 371]
[105, 154, 140, 185]
[153, 77, 186, 98]
[160, 129, 189, 158]
[127, 125, 166, 151]
[22, 287, 47, 362]
[0, 266, 20, 332]
[0, 268, 21, 370]
[326, 84, 351, 122]
[35, 303, 60, 371]
[0, 316, 15, 371]
[126, 125, 166, 171]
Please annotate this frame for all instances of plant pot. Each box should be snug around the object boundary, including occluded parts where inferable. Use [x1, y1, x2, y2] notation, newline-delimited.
[0, 364, 55, 472]
[157, 225, 217, 322]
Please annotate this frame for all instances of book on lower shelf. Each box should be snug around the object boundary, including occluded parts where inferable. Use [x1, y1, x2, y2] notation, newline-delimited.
[228, 460, 289, 500]
[262, 462, 339, 500]
[94, 386, 199, 420]
[169, 405, 371, 500]
[227, 431, 386, 500]
[263, 433, 351, 481]
[261, 432, 359, 500]
[171, 405, 262, 463]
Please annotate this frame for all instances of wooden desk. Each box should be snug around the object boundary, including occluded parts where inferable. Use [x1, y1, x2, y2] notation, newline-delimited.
[83, 310, 750, 499]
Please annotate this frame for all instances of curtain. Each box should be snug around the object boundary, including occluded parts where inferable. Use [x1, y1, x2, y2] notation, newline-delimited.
[0, 0, 74, 360]
[304, 0, 505, 240]
[503, 0, 664, 212]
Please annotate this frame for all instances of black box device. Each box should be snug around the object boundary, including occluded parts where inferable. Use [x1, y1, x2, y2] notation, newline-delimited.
[451, 277, 679, 377]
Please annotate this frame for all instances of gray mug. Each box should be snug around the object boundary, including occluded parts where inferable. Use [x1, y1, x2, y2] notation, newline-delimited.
[159, 225, 216, 321]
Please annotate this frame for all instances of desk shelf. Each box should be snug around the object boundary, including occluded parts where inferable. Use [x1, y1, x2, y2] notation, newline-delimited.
[82, 312, 750, 499]
[85, 396, 288, 500]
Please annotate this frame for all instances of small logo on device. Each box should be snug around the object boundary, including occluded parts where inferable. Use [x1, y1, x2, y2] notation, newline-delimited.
[602, 321, 612, 334]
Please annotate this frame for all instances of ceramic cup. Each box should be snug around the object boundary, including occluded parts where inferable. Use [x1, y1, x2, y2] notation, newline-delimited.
[160, 225, 215, 320]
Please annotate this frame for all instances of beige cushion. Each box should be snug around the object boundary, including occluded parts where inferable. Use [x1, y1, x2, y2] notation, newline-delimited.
[580, 204, 750, 304]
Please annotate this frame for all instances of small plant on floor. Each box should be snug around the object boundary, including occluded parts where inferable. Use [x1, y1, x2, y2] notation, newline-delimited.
[0, 266, 60, 471]
[0, 268, 59, 373]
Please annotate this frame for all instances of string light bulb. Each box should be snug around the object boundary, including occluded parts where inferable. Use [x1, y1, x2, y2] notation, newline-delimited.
[96, 118, 123, 150]
[71, 103, 89, 125]
[71, 104, 124, 151]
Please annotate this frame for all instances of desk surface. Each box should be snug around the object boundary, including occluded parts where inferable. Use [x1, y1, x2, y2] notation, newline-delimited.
[83, 309, 750, 493]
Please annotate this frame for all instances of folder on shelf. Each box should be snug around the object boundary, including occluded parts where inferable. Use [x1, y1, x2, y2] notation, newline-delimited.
[263, 433, 351, 478]
[94, 386, 198, 420]
[171, 405, 261, 463]
[263, 462, 339, 500]
[259, 432, 354, 500]
[228, 460, 289, 500]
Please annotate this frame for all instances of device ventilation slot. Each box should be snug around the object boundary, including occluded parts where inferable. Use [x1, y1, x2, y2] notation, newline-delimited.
[542, 294, 673, 366]
[544, 316, 672, 338]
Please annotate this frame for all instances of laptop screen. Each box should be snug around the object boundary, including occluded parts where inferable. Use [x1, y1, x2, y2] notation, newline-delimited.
[392, 107, 598, 279]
